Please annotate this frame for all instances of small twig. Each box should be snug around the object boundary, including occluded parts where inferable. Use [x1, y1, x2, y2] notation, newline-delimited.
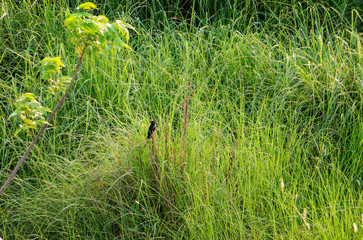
[0, 50, 86, 196]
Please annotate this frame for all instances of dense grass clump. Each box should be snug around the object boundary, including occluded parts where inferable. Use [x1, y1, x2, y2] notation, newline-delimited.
[0, 0, 362, 239]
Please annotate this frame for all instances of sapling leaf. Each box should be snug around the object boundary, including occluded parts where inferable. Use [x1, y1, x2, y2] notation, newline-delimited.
[96, 15, 109, 23]
[19, 93, 36, 101]
[125, 28, 130, 42]
[114, 20, 127, 35]
[80, 25, 98, 34]
[58, 76, 72, 83]
[124, 23, 139, 35]
[42, 107, 51, 113]
[115, 20, 138, 33]
[65, 8, 71, 18]
[65, 3, 135, 55]
[77, 2, 98, 10]
[73, 12, 92, 18]
[98, 34, 106, 45]
[64, 15, 79, 29]
[113, 39, 133, 50]
[76, 45, 86, 56]
[10, 93, 52, 136]
[42, 57, 65, 75]
[120, 43, 132, 50]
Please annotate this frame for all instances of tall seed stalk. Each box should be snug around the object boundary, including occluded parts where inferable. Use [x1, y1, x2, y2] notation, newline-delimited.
[181, 82, 190, 176]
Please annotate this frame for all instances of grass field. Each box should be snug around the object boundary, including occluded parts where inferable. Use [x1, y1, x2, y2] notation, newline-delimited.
[0, 0, 362, 239]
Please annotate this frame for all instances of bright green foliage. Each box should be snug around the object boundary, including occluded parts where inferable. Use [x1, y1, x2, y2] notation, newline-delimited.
[8, 93, 51, 136]
[65, 2, 135, 54]
[7, 2, 136, 137]
[41, 57, 71, 97]
[77, 2, 98, 10]
[41, 57, 65, 77]
[48, 76, 72, 97]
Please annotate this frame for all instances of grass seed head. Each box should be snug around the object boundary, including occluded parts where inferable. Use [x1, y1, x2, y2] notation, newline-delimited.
[281, 178, 285, 192]
[353, 223, 358, 233]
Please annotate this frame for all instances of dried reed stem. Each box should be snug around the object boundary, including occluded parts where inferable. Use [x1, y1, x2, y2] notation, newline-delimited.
[226, 136, 239, 182]
[181, 83, 190, 175]
[149, 133, 172, 212]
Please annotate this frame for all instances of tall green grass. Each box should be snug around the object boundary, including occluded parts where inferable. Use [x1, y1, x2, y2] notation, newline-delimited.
[0, 0, 362, 239]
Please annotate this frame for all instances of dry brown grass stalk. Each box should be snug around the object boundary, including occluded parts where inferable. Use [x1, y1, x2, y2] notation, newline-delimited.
[181, 82, 190, 176]
[225, 136, 238, 181]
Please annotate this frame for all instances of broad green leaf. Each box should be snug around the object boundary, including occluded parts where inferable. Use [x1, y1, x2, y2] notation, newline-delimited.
[42, 57, 51, 62]
[43, 107, 52, 112]
[120, 43, 132, 50]
[65, 8, 71, 18]
[77, 2, 98, 10]
[80, 20, 99, 33]
[24, 118, 35, 126]
[65, 4, 134, 55]
[64, 15, 79, 29]
[115, 20, 138, 34]
[52, 57, 65, 67]
[125, 28, 130, 42]
[40, 120, 50, 125]
[42, 57, 65, 67]
[58, 76, 72, 83]
[21, 93, 36, 101]
[104, 43, 113, 52]
[98, 34, 106, 45]
[114, 20, 126, 34]
[96, 15, 109, 23]
[123, 22, 138, 34]
[73, 12, 91, 17]
[76, 45, 85, 56]
[114, 39, 132, 51]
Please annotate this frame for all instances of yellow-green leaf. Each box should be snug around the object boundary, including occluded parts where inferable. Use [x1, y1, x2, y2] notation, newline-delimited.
[64, 15, 79, 29]
[77, 2, 98, 10]
[65, 8, 71, 18]
[121, 43, 132, 50]
[123, 22, 138, 34]
[53, 57, 65, 67]
[96, 15, 110, 23]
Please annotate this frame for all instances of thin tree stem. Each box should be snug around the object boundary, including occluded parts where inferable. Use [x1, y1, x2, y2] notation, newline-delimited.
[0, 50, 85, 196]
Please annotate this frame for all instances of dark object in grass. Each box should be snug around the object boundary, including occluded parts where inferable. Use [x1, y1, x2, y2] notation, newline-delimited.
[147, 120, 156, 139]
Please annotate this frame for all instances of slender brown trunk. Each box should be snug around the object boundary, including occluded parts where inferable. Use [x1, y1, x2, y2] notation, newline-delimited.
[0, 50, 86, 196]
